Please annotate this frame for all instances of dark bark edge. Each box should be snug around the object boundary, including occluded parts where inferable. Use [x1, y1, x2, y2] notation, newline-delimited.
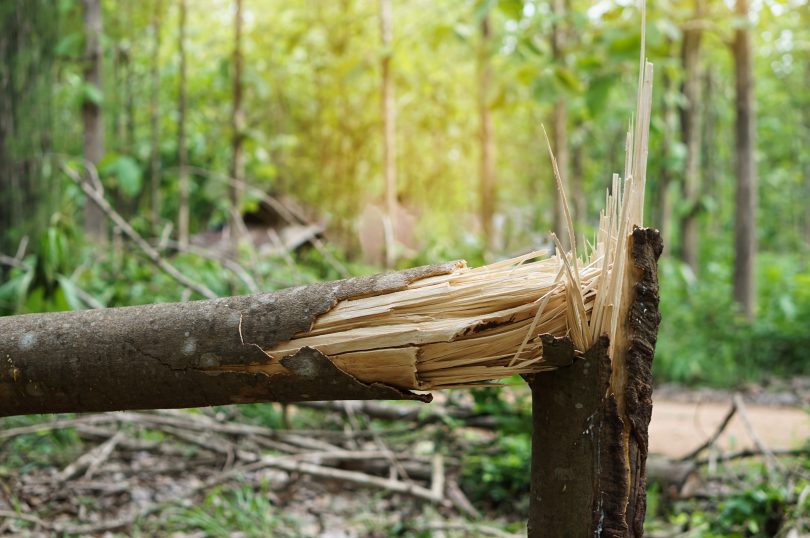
[527, 227, 662, 537]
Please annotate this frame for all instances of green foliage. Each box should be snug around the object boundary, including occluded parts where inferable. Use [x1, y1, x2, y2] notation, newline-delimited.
[461, 433, 531, 513]
[0, 414, 82, 471]
[655, 252, 810, 386]
[164, 485, 300, 537]
[658, 474, 810, 538]
[99, 153, 143, 197]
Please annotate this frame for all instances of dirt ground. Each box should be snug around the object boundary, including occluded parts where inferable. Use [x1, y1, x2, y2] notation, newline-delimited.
[649, 388, 809, 458]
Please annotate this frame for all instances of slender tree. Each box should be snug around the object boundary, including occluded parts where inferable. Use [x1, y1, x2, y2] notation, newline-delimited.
[732, 0, 757, 319]
[379, 0, 397, 268]
[177, 0, 190, 248]
[149, 0, 163, 229]
[229, 0, 245, 248]
[82, 0, 107, 243]
[477, 12, 495, 251]
[657, 63, 677, 255]
[551, 0, 571, 248]
[679, 0, 704, 273]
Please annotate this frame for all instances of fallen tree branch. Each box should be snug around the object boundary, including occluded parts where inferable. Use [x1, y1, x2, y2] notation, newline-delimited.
[1, 262, 459, 416]
[694, 447, 810, 467]
[297, 400, 500, 429]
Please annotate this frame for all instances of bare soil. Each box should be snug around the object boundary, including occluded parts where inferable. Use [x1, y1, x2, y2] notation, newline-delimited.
[649, 384, 810, 458]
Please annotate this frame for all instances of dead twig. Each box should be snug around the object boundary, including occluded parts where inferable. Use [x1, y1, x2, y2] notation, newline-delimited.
[233, 453, 449, 506]
[732, 393, 783, 476]
[58, 430, 124, 481]
[678, 401, 737, 462]
[694, 447, 810, 467]
[0, 415, 116, 441]
[416, 521, 520, 538]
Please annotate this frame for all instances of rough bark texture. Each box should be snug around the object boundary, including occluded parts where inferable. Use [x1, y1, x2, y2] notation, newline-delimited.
[733, 0, 757, 320]
[528, 228, 662, 538]
[82, 0, 106, 243]
[0, 263, 460, 417]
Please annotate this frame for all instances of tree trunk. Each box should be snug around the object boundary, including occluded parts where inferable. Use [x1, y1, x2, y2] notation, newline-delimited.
[551, 0, 570, 248]
[149, 0, 163, 230]
[570, 132, 585, 238]
[0, 263, 462, 417]
[478, 14, 495, 252]
[702, 68, 717, 234]
[177, 0, 190, 248]
[379, 0, 397, 268]
[82, 0, 106, 243]
[679, 0, 703, 273]
[528, 228, 662, 537]
[732, 0, 757, 320]
[658, 64, 676, 255]
[229, 0, 245, 248]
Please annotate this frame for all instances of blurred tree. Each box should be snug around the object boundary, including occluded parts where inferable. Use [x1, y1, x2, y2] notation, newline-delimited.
[551, 0, 571, 248]
[478, 7, 495, 252]
[379, 0, 397, 268]
[732, 0, 756, 319]
[230, 0, 245, 247]
[82, 0, 107, 243]
[679, 0, 704, 273]
[177, 0, 190, 248]
[149, 0, 163, 229]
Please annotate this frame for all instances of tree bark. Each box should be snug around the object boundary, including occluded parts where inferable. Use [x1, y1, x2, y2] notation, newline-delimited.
[732, 0, 757, 320]
[379, 0, 397, 268]
[528, 228, 662, 537]
[177, 0, 190, 248]
[229, 0, 245, 248]
[679, 0, 703, 273]
[0, 263, 463, 417]
[82, 0, 107, 243]
[477, 14, 495, 252]
[149, 0, 163, 230]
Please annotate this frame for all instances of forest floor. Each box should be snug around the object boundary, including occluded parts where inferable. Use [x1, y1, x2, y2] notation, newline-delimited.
[0, 381, 807, 537]
[650, 380, 810, 458]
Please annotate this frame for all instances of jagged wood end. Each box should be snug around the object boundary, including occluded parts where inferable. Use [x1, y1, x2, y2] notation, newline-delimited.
[528, 227, 662, 538]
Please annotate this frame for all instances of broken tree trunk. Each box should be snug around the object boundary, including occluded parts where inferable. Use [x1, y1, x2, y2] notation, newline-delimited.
[528, 227, 662, 538]
[0, 264, 459, 416]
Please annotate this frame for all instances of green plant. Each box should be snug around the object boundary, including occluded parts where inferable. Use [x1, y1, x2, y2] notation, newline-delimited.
[166, 485, 299, 537]
[461, 433, 531, 513]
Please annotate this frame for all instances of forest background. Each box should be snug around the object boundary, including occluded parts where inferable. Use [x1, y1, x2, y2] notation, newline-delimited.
[0, 0, 809, 535]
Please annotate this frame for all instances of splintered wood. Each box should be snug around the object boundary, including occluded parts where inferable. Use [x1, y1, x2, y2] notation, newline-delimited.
[254, 61, 654, 392]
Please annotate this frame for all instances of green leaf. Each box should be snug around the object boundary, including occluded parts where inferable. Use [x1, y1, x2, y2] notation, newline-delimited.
[553, 66, 583, 94]
[55, 32, 83, 57]
[585, 74, 616, 116]
[101, 155, 143, 197]
[56, 275, 85, 311]
[81, 83, 103, 106]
